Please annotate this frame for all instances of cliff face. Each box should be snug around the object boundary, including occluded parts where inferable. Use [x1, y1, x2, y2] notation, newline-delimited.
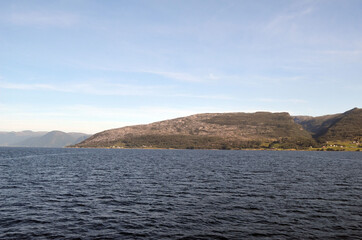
[74, 112, 313, 149]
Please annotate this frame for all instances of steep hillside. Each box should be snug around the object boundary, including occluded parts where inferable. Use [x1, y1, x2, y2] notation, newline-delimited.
[294, 108, 362, 142]
[14, 131, 90, 148]
[74, 112, 314, 149]
[317, 108, 362, 141]
[293, 114, 341, 135]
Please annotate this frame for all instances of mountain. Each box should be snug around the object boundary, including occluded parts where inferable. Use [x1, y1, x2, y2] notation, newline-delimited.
[73, 111, 315, 150]
[294, 108, 362, 142]
[0, 131, 90, 148]
[13, 131, 90, 148]
[0, 131, 47, 146]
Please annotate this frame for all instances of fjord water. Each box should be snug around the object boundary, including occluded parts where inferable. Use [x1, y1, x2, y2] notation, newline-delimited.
[0, 148, 361, 239]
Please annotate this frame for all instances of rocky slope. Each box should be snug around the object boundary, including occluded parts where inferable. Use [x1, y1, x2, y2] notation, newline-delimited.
[73, 111, 314, 149]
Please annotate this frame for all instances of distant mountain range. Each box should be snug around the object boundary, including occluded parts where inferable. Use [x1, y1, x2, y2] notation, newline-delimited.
[0, 131, 90, 148]
[73, 108, 361, 150]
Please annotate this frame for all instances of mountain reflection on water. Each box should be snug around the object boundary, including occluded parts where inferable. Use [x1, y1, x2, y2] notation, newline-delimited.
[0, 147, 361, 239]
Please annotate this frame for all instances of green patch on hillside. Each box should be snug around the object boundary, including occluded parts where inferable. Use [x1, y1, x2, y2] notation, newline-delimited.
[311, 141, 362, 151]
[268, 137, 319, 150]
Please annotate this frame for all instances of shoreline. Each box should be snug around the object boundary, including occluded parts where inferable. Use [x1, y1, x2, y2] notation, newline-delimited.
[67, 146, 361, 152]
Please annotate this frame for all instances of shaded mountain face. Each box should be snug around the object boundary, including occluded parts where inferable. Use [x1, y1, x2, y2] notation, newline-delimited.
[293, 114, 341, 135]
[0, 131, 46, 146]
[74, 112, 315, 149]
[0, 131, 90, 148]
[294, 108, 362, 142]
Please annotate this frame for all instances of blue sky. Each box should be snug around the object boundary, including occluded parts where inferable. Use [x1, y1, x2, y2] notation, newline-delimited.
[0, 0, 361, 133]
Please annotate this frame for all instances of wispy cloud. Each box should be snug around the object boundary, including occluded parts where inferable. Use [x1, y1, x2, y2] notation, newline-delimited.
[254, 75, 304, 84]
[0, 82, 57, 90]
[0, 80, 230, 100]
[256, 98, 307, 104]
[173, 93, 235, 100]
[320, 49, 362, 57]
[144, 71, 206, 83]
[69, 82, 171, 96]
[123, 70, 222, 83]
[0, 80, 170, 96]
[6, 11, 79, 27]
[264, 4, 314, 34]
[222, 75, 305, 86]
[64, 61, 221, 84]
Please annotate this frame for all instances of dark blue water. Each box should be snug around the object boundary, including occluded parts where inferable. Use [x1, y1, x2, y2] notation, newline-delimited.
[0, 148, 361, 239]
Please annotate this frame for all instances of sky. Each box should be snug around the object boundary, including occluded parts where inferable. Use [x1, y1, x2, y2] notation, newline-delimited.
[0, 0, 361, 134]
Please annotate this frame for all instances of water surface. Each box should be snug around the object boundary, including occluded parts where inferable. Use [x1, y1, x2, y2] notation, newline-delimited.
[0, 147, 361, 239]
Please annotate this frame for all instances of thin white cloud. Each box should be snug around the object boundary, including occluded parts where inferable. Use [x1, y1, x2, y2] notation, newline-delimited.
[264, 5, 314, 34]
[0, 82, 56, 90]
[69, 82, 172, 96]
[67, 61, 222, 84]
[0, 80, 229, 100]
[145, 71, 205, 83]
[256, 98, 307, 104]
[7, 11, 78, 27]
[0, 80, 170, 96]
[320, 49, 362, 57]
[141, 70, 225, 83]
[254, 75, 304, 84]
[221, 75, 304, 86]
[173, 93, 235, 100]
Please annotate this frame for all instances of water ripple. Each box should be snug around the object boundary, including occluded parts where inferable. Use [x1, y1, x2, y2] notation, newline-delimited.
[0, 147, 361, 239]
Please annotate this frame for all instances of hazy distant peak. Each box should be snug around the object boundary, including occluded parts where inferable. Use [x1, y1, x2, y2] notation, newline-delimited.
[0, 131, 90, 148]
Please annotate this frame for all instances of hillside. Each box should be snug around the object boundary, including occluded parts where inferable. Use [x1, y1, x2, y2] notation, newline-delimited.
[294, 108, 362, 142]
[293, 114, 341, 136]
[73, 112, 315, 149]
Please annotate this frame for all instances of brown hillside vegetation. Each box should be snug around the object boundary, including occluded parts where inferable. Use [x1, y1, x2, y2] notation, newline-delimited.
[73, 108, 361, 150]
[73, 112, 315, 149]
[316, 108, 362, 142]
[295, 108, 362, 142]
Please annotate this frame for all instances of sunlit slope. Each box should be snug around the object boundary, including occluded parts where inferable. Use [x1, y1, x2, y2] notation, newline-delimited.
[74, 112, 314, 149]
